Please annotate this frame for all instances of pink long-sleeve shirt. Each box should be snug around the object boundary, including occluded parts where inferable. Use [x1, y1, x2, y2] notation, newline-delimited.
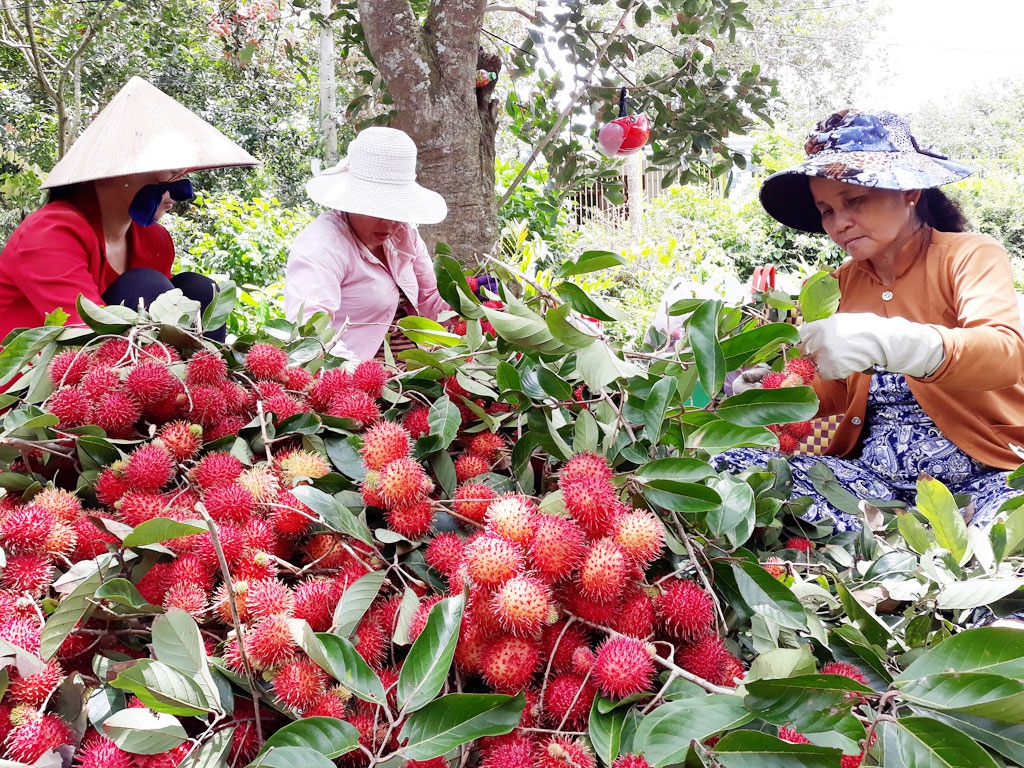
[284, 210, 449, 361]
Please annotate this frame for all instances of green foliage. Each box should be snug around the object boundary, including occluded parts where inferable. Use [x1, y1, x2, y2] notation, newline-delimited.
[496, 157, 573, 258]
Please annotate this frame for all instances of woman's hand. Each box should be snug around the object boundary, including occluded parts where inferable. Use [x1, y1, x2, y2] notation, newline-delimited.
[731, 364, 772, 394]
[799, 313, 945, 380]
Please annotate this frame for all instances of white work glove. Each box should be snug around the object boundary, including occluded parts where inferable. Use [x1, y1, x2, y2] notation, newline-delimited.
[731, 364, 772, 394]
[799, 313, 945, 381]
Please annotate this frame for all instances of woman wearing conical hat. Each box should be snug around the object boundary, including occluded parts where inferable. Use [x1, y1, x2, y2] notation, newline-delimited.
[0, 77, 257, 342]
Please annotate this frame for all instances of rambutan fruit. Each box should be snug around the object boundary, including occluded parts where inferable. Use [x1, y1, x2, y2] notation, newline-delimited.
[484, 494, 537, 546]
[94, 390, 142, 437]
[304, 689, 349, 719]
[478, 736, 535, 768]
[535, 737, 596, 768]
[578, 539, 629, 602]
[4, 710, 73, 763]
[378, 457, 433, 508]
[78, 366, 121, 400]
[571, 646, 595, 676]
[277, 450, 331, 486]
[264, 394, 307, 421]
[612, 755, 653, 768]
[48, 349, 91, 386]
[386, 500, 435, 539]
[560, 452, 613, 485]
[32, 487, 83, 523]
[124, 361, 179, 407]
[465, 535, 525, 586]
[203, 483, 256, 526]
[822, 660, 869, 686]
[784, 536, 814, 552]
[361, 421, 412, 471]
[491, 575, 551, 635]
[116, 491, 171, 528]
[763, 557, 787, 579]
[454, 619, 489, 675]
[135, 562, 174, 605]
[453, 481, 498, 525]
[402, 405, 431, 438]
[205, 416, 249, 442]
[0, 504, 55, 554]
[283, 366, 313, 392]
[612, 509, 665, 565]
[528, 515, 586, 582]
[655, 579, 716, 640]
[187, 384, 227, 428]
[540, 621, 591, 674]
[783, 357, 818, 385]
[234, 548, 278, 582]
[481, 634, 541, 692]
[247, 614, 298, 670]
[308, 368, 352, 412]
[124, 444, 175, 493]
[185, 351, 228, 386]
[468, 431, 505, 462]
[784, 420, 814, 441]
[328, 389, 381, 426]
[560, 583, 621, 627]
[425, 532, 466, 579]
[74, 734, 135, 768]
[47, 387, 93, 427]
[776, 432, 799, 454]
[168, 552, 215, 591]
[455, 453, 490, 483]
[191, 452, 245, 490]
[542, 673, 595, 729]
[245, 579, 295, 620]
[246, 342, 289, 380]
[156, 421, 203, 461]
[270, 490, 314, 536]
[675, 633, 744, 687]
[8, 660, 64, 706]
[593, 636, 656, 699]
[778, 727, 810, 744]
[0, 616, 41, 654]
[272, 656, 328, 711]
[351, 360, 388, 398]
[44, 519, 76, 559]
[760, 371, 788, 389]
[561, 474, 619, 538]
[408, 595, 444, 643]
[94, 338, 130, 366]
[1, 554, 53, 595]
[615, 588, 657, 638]
[163, 582, 209, 618]
[353, 618, 389, 670]
[294, 579, 336, 632]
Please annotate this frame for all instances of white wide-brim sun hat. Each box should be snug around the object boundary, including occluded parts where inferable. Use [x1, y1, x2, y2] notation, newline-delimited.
[306, 127, 447, 225]
[41, 76, 259, 189]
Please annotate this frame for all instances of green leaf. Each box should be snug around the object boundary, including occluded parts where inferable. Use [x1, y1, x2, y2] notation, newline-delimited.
[798, 272, 841, 323]
[643, 376, 677, 442]
[109, 659, 213, 716]
[303, 631, 387, 706]
[880, 716, 1000, 768]
[721, 323, 800, 371]
[77, 295, 138, 333]
[745, 648, 817, 683]
[259, 717, 360, 758]
[834, 581, 894, 649]
[573, 408, 600, 454]
[554, 250, 625, 277]
[635, 458, 717, 483]
[396, 316, 462, 348]
[179, 727, 233, 768]
[708, 475, 755, 547]
[102, 708, 188, 755]
[482, 305, 568, 354]
[717, 386, 819, 427]
[640, 478, 722, 513]
[689, 421, 779, 453]
[744, 675, 873, 732]
[916, 475, 971, 565]
[324, 435, 366, 480]
[333, 571, 387, 638]
[291, 485, 372, 545]
[95, 579, 159, 611]
[729, 561, 806, 630]
[247, 746, 337, 768]
[633, 694, 752, 767]
[712, 730, 839, 768]
[546, 304, 599, 350]
[1003, 505, 1024, 556]
[897, 511, 933, 554]
[122, 518, 206, 548]
[0, 326, 66, 386]
[937, 579, 1024, 610]
[897, 671, 1024, 722]
[149, 289, 201, 325]
[398, 692, 524, 760]
[555, 282, 625, 322]
[428, 395, 461, 449]
[397, 594, 465, 714]
[151, 609, 221, 710]
[39, 555, 113, 660]
[576, 340, 646, 392]
[202, 279, 238, 332]
[929, 710, 1024, 765]
[589, 696, 627, 765]
[687, 299, 726, 396]
[536, 366, 574, 401]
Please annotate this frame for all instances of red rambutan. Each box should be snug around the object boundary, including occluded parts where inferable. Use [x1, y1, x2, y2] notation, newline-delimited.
[361, 421, 412, 471]
[48, 349, 91, 387]
[4, 711, 73, 763]
[468, 431, 505, 462]
[247, 614, 298, 670]
[615, 588, 657, 638]
[593, 636, 656, 699]
[95, 390, 142, 437]
[481, 634, 541, 692]
[124, 361, 179, 407]
[246, 342, 289, 380]
[783, 357, 818, 385]
[655, 579, 716, 640]
[484, 494, 537, 546]
[540, 621, 591, 674]
[612, 508, 665, 565]
[191, 452, 245, 490]
[674, 633, 744, 687]
[124, 444, 175, 493]
[328, 389, 381, 426]
[156, 421, 203, 461]
[784, 536, 814, 552]
[425, 532, 466, 579]
[464, 535, 524, 586]
[1, 554, 53, 595]
[402, 405, 431, 438]
[8, 660, 64, 706]
[47, 387, 93, 427]
[578, 538, 630, 602]
[535, 737, 596, 768]
[452, 481, 498, 525]
[455, 453, 490, 483]
[542, 673, 595, 729]
[378, 457, 433, 508]
[294, 579, 336, 632]
[821, 660, 869, 686]
[491, 575, 551, 635]
[185, 351, 228, 386]
[528, 515, 586, 583]
[560, 474, 619, 538]
[351, 360, 388, 399]
[386, 500, 435, 539]
[272, 656, 328, 711]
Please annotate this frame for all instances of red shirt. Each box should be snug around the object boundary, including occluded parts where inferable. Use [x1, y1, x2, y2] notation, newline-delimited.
[0, 185, 174, 340]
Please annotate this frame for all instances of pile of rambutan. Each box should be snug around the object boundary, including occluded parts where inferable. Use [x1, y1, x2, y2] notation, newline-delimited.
[762, 357, 819, 454]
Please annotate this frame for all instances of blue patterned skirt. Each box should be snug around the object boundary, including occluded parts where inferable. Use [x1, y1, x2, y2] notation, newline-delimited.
[716, 372, 1022, 531]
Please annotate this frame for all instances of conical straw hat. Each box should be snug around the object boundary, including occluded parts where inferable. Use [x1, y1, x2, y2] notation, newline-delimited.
[41, 76, 259, 189]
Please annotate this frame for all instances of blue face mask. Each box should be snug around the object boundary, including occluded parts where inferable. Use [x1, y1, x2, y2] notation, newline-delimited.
[128, 178, 195, 226]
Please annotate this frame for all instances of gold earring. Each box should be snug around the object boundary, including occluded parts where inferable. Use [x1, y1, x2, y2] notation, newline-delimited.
[909, 201, 916, 207]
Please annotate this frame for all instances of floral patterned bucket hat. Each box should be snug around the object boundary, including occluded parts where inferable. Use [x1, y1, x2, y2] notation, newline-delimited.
[759, 110, 973, 234]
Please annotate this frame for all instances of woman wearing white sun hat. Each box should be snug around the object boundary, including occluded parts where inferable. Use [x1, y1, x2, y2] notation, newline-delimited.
[0, 77, 258, 342]
[284, 127, 450, 362]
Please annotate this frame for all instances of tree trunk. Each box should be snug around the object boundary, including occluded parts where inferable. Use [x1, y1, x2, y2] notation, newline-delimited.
[357, 0, 498, 265]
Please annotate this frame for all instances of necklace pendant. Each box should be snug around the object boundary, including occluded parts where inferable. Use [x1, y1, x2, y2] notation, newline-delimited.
[881, 290, 893, 302]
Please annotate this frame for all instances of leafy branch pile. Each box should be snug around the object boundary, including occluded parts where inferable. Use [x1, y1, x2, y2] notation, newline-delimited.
[0, 258, 1019, 767]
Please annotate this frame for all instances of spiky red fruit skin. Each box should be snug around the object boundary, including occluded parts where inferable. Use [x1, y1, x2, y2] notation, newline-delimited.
[308, 368, 351, 412]
[468, 431, 505, 461]
[529, 515, 586, 582]
[612, 755, 654, 768]
[361, 421, 412, 471]
[47, 387, 94, 427]
[4, 712, 73, 763]
[48, 349, 91, 386]
[784, 357, 819, 385]
[304, 690, 349, 719]
[540, 621, 591, 674]
[245, 579, 296, 621]
[485, 495, 537, 546]
[593, 637, 656, 699]
[79, 366, 120, 400]
[156, 421, 202, 461]
[561, 452, 613, 485]
[272, 491, 314, 536]
[1, 554, 53, 595]
[192, 452, 245, 490]
[8, 660, 64, 706]
[0, 616, 42, 654]
[188, 384, 228, 428]
[455, 453, 490, 483]
[578, 538, 629, 602]
[465, 535, 525, 586]
[386, 500, 434, 539]
[425, 532, 466, 578]
[246, 343, 289, 380]
[778, 727, 810, 744]
[203, 483, 256, 526]
[351, 360, 388, 398]
[185, 351, 228, 386]
[328, 389, 381, 426]
[785, 536, 814, 552]
[124, 444, 175, 493]
[822, 660, 869, 686]
[479, 736, 535, 768]
[1, 504, 55, 554]
[246, 614, 298, 670]
[378, 457, 433, 508]
[784, 420, 814, 440]
[453, 482, 498, 524]
[536, 737, 596, 768]
[163, 582, 209, 618]
[294, 579, 336, 632]
[491, 575, 551, 635]
[761, 371, 788, 389]
[560, 474, 619, 538]
[777, 432, 799, 454]
[655, 579, 716, 640]
[481, 635, 541, 692]
[675, 633, 744, 687]
[272, 656, 328, 711]
[402, 406, 431, 438]
[613, 509, 665, 564]
[75, 735, 135, 768]
[542, 673, 595, 729]
[353, 618, 389, 670]
[124, 361, 179, 407]
[95, 390, 142, 437]
[615, 588, 657, 638]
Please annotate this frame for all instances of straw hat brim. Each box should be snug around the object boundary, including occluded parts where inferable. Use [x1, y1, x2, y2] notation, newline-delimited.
[41, 77, 258, 189]
[760, 150, 973, 234]
[306, 168, 448, 225]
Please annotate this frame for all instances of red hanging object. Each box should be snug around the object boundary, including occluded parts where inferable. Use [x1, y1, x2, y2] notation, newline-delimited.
[598, 88, 651, 157]
[476, 69, 497, 88]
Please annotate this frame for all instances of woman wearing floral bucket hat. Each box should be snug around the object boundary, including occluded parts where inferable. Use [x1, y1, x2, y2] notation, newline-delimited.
[284, 127, 451, 362]
[0, 77, 258, 343]
[720, 109, 1024, 533]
